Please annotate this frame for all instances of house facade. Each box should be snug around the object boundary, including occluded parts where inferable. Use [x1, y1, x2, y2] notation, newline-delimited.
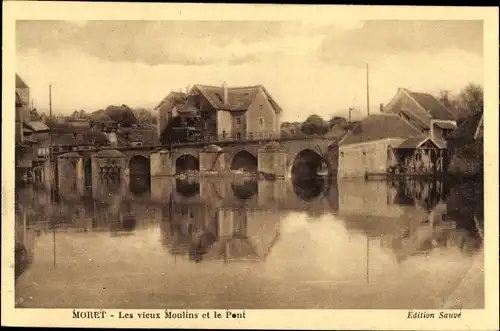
[338, 114, 423, 179]
[157, 84, 282, 144]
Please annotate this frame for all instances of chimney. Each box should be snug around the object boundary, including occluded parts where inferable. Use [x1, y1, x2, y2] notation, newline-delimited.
[222, 81, 228, 105]
[380, 103, 384, 112]
[430, 119, 435, 139]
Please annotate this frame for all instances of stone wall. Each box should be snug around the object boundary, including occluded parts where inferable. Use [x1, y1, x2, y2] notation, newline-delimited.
[338, 138, 405, 179]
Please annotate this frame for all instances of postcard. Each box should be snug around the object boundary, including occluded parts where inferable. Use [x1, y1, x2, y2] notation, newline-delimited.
[2, 2, 499, 330]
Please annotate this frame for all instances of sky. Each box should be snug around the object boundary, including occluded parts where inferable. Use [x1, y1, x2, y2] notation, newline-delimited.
[16, 20, 483, 122]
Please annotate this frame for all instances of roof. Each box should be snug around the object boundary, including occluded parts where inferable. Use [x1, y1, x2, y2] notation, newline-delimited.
[396, 135, 447, 149]
[193, 84, 283, 113]
[434, 122, 457, 130]
[90, 113, 115, 123]
[117, 129, 158, 146]
[340, 114, 422, 146]
[25, 121, 49, 132]
[154, 91, 189, 110]
[77, 131, 110, 146]
[447, 112, 483, 141]
[51, 133, 78, 146]
[16, 74, 28, 89]
[404, 89, 456, 121]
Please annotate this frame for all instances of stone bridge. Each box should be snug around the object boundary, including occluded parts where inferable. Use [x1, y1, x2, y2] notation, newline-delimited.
[151, 137, 339, 179]
[54, 137, 340, 191]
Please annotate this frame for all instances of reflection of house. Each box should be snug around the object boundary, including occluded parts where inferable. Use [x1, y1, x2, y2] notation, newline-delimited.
[161, 202, 280, 263]
[158, 84, 283, 144]
[446, 112, 483, 176]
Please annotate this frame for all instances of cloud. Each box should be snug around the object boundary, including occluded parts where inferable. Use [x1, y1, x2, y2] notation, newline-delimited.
[16, 20, 483, 123]
[317, 20, 483, 68]
[16, 20, 304, 66]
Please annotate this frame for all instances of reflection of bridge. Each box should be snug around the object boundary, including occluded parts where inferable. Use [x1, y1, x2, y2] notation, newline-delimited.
[51, 136, 339, 189]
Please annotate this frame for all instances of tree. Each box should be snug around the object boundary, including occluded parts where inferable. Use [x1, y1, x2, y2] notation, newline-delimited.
[301, 114, 328, 136]
[456, 83, 483, 119]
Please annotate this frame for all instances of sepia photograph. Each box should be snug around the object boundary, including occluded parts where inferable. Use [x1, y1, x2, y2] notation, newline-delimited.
[2, 2, 499, 330]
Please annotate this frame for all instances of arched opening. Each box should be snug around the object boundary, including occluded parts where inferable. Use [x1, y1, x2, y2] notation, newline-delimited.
[231, 180, 258, 200]
[176, 178, 200, 197]
[175, 154, 199, 174]
[230, 151, 258, 173]
[129, 155, 150, 177]
[129, 155, 151, 196]
[292, 177, 327, 201]
[84, 158, 92, 188]
[291, 149, 329, 180]
[129, 176, 150, 196]
[291, 149, 330, 202]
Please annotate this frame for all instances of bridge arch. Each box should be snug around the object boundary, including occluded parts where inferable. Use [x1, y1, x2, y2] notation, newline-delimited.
[290, 148, 329, 180]
[230, 150, 258, 173]
[175, 154, 199, 174]
[231, 180, 258, 200]
[129, 155, 151, 177]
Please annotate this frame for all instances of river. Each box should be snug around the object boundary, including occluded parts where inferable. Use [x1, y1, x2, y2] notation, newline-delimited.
[14, 175, 484, 309]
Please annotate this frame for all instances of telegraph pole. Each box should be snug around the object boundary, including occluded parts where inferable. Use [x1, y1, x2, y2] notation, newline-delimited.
[366, 63, 370, 116]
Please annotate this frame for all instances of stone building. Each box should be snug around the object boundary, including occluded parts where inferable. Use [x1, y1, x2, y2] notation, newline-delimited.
[157, 84, 283, 144]
[338, 114, 422, 178]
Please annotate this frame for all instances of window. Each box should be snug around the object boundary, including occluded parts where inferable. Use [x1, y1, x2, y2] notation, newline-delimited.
[259, 117, 264, 127]
[260, 105, 263, 111]
[236, 133, 242, 140]
[236, 117, 241, 128]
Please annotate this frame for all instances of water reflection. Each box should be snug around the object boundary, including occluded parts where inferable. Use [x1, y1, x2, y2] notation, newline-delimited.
[14, 175, 484, 309]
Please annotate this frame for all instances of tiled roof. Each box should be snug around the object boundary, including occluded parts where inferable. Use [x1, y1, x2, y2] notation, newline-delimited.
[155, 91, 188, 110]
[25, 121, 50, 132]
[77, 131, 110, 146]
[90, 113, 115, 123]
[435, 122, 457, 130]
[194, 84, 283, 113]
[16, 74, 28, 89]
[51, 133, 78, 146]
[396, 136, 447, 149]
[117, 129, 158, 146]
[404, 89, 456, 121]
[447, 111, 483, 142]
[340, 114, 422, 146]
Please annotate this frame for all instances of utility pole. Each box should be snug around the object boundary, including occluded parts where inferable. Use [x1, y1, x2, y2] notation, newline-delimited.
[366, 63, 370, 116]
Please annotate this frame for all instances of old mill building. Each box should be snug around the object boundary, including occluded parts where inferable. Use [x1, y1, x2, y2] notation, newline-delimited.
[338, 88, 458, 179]
[155, 83, 283, 144]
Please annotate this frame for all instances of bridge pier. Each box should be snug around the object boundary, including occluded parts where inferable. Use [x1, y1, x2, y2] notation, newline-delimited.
[150, 149, 173, 176]
[258, 143, 288, 179]
[91, 150, 126, 191]
[57, 152, 85, 197]
[199, 145, 226, 176]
